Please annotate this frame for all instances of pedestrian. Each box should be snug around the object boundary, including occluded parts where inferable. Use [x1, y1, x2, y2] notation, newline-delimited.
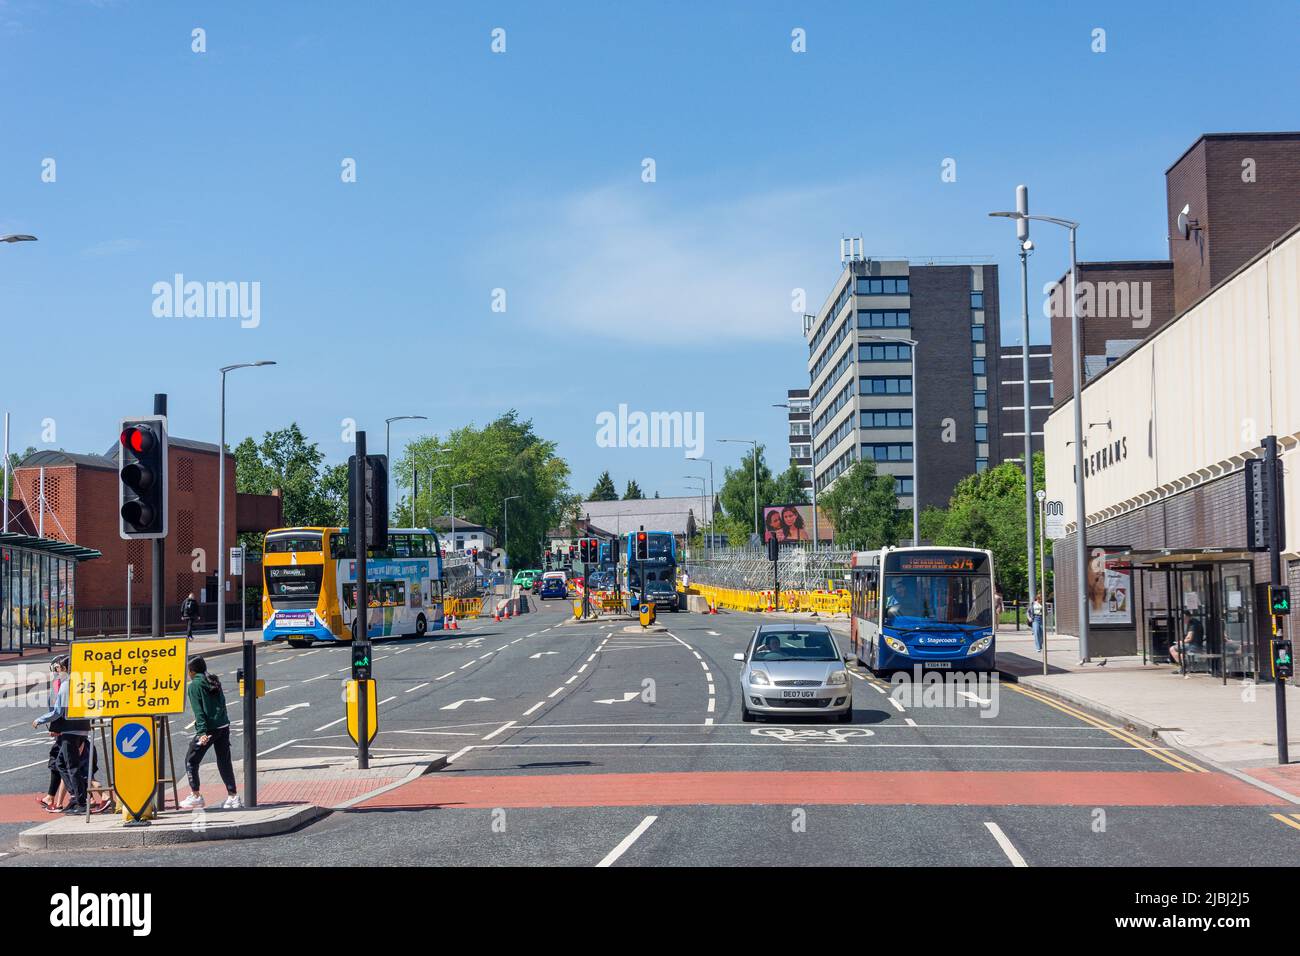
[37, 658, 67, 812]
[181, 592, 199, 639]
[1031, 595, 1044, 652]
[1168, 610, 1203, 668]
[994, 589, 1005, 623]
[32, 654, 91, 814]
[180, 656, 241, 810]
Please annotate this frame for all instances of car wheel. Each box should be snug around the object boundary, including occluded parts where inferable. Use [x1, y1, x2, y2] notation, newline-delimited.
[415, 614, 427, 636]
[838, 707, 854, 723]
[741, 705, 756, 722]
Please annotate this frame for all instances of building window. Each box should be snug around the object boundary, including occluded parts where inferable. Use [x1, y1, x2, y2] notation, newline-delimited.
[861, 410, 913, 429]
[971, 325, 985, 343]
[975, 458, 989, 473]
[857, 310, 911, 329]
[790, 443, 811, 459]
[972, 358, 985, 375]
[894, 477, 914, 495]
[970, 291, 984, 309]
[974, 390, 987, 409]
[862, 443, 914, 462]
[860, 376, 913, 395]
[974, 424, 988, 443]
[858, 342, 912, 363]
[790, 421, 810, 436]
[855, 277, 910, 295]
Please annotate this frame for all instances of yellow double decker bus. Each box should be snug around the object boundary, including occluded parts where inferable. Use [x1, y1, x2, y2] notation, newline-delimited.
[261, 526, 446, 647]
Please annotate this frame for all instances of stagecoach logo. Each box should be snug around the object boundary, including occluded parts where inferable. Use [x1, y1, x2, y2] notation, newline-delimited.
[1083, 436, 1128, 479]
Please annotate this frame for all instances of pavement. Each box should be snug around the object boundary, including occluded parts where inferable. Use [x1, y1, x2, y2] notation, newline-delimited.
[0, 603, 1295, 866]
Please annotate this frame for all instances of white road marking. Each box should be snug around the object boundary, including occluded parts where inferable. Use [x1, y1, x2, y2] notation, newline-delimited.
[482, 721, 516, 741]
[848, 671, 867, 681]
[530, 651, 559, 659]
[301, 649, 321, 657]
[0, 759, 48, 775]
[699, 661, 708, 671]
[441, 697, 494, 711]
[905, 718, 917, 727]
[497, 645, 510, 651]
[302, 673, 329, 683]
[566, 675, 579, 684]
[479, 653, 493, 660]
[436, 672, 455, 680]
[527, 633, 539, 638]
[577, 664, 588, 673]
[522, 701, 545, 716]
[378, 696, 397, 706]
[265, 685, 288, 694]
[459, 662, 475, 670]
[511, 639, 522, 644]
[313, 717, 346, 732]
[692, 651, 702, 660]
[593, 692, 640, 704]
[257, 738, 298, 757]
[396, 648, 410, 655]
[984, 822, 1028, 867]
[587, 654, 597, 663]
[597, 815, 657, 867]
[707, 698, 715, 713]
[707, 631, 720, 636]
[548, 686, 566, 698]
[705, 717, 714, 725]
[266, 702, 310, 717]
[887, 697, 905, 712]
[406, 682, 431, 694]
[447, 746, 474, 763]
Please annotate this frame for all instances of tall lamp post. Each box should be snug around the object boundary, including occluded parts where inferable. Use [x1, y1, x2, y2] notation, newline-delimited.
[719, 438, 760, 540]
[2, 234, 37, 534]
[989, 206, 1089, 662]
[385, 415, 428, 522]
[683, 476, 706, 553]
[687, 456, 715, 550]
[771, 403, 820, 550]
[861, 334, 920, 546]
[218, 361, 276, 643]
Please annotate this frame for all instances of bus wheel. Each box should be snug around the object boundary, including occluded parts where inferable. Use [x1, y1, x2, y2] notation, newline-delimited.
[415, 614, 427, 636]
[287, 640, 312, 649]
[349, 620, 358, 641]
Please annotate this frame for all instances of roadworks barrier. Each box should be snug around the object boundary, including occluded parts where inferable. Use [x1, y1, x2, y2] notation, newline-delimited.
[683, 584, 850, 616]
[443, 596, 483, 620]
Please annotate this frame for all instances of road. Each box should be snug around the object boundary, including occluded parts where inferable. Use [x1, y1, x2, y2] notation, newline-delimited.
[1, 599, 1295, 866]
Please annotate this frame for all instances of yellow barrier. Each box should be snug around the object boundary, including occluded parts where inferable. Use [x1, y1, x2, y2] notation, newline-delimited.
[686, 584, 850, 616]
[443, 596, 484, 619]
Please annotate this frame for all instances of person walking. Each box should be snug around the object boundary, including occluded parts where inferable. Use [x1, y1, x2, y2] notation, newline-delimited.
[179, 656, 241, 810]
[181, 592, 199, 639]
[32, 654, 91, 814]
[1031, 595, 1045, 653]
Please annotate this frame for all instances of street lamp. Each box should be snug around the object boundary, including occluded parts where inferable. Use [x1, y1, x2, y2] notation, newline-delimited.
[990, 186, 1039, 636]
[503, 495, 522, 569]
[989, 206, 1089, 661]
[683, 476, 706, 548]
[1, 234, 37, 534]
[218, 361, 276, 643]
[772, 403, 820, 550]
[861, 333, 920, 546]
[719, 438, 760, 540]
[687, 456, 715, 550]
[385, 415, 428, 522]
[0, 234, 37, 243]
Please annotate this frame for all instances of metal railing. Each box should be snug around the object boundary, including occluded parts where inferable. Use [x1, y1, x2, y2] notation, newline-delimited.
[684, 548, 854, 592]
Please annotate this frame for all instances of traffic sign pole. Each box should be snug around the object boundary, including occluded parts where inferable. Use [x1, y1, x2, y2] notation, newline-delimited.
[353, 431, 370, 770]
[241, 636, 258, 807]
[1265, 435, 1289, 765]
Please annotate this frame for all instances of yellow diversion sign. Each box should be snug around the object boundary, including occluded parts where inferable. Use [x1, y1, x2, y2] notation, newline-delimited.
[111, 716, 158, 821]
[345, 679, 378, 745]
[67, 637, 188, 718]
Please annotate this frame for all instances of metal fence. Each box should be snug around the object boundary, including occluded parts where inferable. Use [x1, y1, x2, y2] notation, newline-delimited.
[684, 548, 854, 592]
[443, 555, 481, 598]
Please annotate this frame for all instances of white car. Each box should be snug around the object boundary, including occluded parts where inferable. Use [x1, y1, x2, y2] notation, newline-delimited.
[734, 623, 853, 722]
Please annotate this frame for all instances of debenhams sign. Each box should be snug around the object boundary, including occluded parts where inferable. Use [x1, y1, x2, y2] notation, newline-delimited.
[1083, 435, 1128, 479]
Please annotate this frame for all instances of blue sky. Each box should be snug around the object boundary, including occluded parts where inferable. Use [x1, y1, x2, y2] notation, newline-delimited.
[3, 0, 1297, 501]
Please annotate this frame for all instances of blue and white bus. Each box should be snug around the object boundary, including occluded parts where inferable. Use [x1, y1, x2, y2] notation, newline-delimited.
[622, 530, 677, 601]
[849, 546, 996, 673]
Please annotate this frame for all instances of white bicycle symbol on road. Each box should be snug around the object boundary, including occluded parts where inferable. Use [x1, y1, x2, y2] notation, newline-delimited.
[751, 727, 875, 743]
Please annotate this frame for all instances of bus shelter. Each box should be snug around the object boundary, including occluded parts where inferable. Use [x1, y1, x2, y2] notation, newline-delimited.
[0, 532, 101, 655]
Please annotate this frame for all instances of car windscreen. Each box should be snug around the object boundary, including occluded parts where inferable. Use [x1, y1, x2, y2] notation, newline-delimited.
[750, 630, 838, 662]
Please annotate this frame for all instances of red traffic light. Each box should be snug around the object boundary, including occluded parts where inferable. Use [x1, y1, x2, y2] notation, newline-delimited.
[120, 426, 155, 454]
[637, 532, 646, 541]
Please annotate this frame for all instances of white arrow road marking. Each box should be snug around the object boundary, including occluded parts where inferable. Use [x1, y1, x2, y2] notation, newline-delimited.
[440, 697, 495, 711]
[121, 727, 147, 753]
[530, 651, 559, 659]
[267, 702, 310, 717]
[593, 692, 640, 704]
[597, 815, 657, 867]
[957, 691, 992, 706]
[707, 630, 720, 636]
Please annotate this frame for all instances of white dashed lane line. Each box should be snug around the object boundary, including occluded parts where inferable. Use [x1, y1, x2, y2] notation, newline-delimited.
[597, 815, 658, 867]
[482, 720, 515, 741]
[436, 671, 454, 680]
[406, 682, 430, 694]
[984, 822, 1029, 867]
[548, 686, 565, 698]
[523, 702, 545, 716]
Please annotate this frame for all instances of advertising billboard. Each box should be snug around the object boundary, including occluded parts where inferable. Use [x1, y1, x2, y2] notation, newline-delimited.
[762, 504, 834, 543]
[1086, 545, 1133, 627]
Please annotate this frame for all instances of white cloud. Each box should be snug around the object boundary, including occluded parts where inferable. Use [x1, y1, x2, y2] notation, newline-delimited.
[496, 183, 855, 344]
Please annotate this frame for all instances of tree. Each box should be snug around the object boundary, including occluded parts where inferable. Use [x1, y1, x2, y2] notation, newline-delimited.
[622, 480, 644, 500]
[395, 410, 575, 570]
[718, 444, 777, 536]
[922, 451, 1047, 600]
[770, 462, 810, 506]
[818, 460, 902, 550]
[589, 471, 618, 501]
[3, 446, 37, 499]
[234, 424, 337, 526]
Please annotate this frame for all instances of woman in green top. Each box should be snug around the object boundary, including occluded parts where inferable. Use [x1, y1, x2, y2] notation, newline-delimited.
[180, 656, 241, 810]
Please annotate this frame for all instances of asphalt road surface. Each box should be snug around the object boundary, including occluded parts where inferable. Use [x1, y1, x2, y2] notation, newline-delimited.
[1, 599, 1295, 866]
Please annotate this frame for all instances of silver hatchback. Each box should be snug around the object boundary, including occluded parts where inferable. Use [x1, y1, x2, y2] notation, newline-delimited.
[734, 624, 854, 722]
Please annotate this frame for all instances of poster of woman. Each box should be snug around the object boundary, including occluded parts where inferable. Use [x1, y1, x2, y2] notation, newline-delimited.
[1086, 546, 1133, 626]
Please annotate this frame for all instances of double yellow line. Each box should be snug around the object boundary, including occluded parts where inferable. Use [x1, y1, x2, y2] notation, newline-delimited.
[1270, 812, 1300, 831]
[1007, 682, 1205, 773]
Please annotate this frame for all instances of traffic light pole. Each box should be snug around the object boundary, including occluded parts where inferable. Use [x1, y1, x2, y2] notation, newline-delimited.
[1265, 435, 1289, 765]
[151, 393, 166, 638]
[354, 430, 370, 770]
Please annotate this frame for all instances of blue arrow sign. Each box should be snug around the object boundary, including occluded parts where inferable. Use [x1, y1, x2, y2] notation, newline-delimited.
[114, 721, 152, 759]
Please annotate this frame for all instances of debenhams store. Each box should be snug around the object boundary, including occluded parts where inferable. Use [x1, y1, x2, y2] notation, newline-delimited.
[1046, 222, 1300, 682]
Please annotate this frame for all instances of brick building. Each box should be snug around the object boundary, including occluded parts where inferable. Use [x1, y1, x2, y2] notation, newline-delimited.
[11, 438, 281, 636]
[1044, 131, 1300, 681]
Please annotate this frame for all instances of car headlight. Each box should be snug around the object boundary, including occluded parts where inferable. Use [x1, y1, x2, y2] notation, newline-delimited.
[967, 636, 993, 655]
[884, 636, 909, 655]
[826, 670, 848, 685]
[749, 670, 771, 686]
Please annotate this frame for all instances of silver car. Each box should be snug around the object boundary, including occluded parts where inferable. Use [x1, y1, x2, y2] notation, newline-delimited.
[734, 623, 854, 722]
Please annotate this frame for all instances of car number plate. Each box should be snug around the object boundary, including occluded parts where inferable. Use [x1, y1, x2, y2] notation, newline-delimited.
[926, 661, 952, 668]
[782, 690, 815, 698]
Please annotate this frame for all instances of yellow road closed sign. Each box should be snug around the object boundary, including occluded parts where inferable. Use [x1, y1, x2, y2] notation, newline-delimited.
[111, 716, 158, 821]
[68, 637, 188, 718]
[345, 679, 377, 745]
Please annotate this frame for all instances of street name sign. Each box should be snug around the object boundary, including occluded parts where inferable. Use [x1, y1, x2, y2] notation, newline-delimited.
[67, 637, 188, 718]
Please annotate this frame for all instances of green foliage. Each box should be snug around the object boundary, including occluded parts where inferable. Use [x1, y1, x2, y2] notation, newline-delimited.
[622, 479, 644, 500]
[818, 460, 902, 550]
[234, 424, 339, 527]
[589, 471, 618, 501]
[718, 444, 776, 532]
[394, 410, 575, 569]
[3, 446, 37, 499]
[923, 451, 1048, 600]
[770, 462, 810, 506]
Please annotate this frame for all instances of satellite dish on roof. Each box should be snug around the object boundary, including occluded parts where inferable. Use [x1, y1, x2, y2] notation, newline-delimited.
[1176, 203, 1198, 240]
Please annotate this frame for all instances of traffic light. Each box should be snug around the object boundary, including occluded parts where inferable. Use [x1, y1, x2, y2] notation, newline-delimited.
[635, 531, 648, 561]
[1270, 585, 1291, 615]
[118, 416, 168, 539]
[351, 640, 373, 681]
[767, 534, 780, 562]
[1273, 639, 1293, 680]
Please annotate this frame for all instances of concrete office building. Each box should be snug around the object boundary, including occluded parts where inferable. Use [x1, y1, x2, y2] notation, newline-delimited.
[805, 245, 1001, 519]
[1046, 131, 1300, 681]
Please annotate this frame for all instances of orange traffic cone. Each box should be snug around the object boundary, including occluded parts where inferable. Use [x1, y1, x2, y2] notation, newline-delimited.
[493, 608, 501, 622]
